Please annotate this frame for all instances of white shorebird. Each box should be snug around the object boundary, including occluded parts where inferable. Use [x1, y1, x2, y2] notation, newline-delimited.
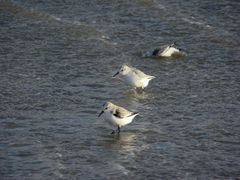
[98, 101, 138, 134]
[152, 43, 181, 57]
[144, 43, 184, 58]
[113, 65, 155, 90]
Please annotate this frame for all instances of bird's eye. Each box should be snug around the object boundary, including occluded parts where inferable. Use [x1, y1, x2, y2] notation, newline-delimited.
[121, 69, 124, 72]
[105, 107, 108, 110]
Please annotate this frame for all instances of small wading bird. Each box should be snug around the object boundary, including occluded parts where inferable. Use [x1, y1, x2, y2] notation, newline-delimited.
[98, 102, 139, 134]
[113, 64, 155, 91]
[144, 43, 184, 58]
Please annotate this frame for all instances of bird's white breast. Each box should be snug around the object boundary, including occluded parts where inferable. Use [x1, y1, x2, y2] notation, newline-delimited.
[123, 72, 144, 88]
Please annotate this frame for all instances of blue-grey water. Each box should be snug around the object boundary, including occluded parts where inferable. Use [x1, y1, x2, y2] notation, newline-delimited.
[0, 0, 240, 179]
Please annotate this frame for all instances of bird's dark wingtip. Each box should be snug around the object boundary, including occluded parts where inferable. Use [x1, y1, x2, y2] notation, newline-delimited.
[132, 112, 139, 116]
[152, 49, 160, 56]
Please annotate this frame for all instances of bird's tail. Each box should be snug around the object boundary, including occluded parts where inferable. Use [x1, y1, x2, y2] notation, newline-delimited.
[128, 112, 139, 117]
[170, 42, 176, 47]
[147, 76, 156, 80]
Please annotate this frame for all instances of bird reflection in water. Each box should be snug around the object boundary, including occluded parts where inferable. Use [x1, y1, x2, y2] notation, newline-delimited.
[103, 132, 138, 155]
[125, 89, 153, 100]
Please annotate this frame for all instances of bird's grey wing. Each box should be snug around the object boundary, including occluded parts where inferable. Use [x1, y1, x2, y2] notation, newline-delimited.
[133, 68, 154, 80]
[113, 107, 133, 118]
[132, 68, 147, 78]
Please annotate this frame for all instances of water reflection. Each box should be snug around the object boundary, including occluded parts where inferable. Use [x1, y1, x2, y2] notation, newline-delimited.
[127, 89, 151, 100]
[113, 132, 137, 144]
[103, 133, 138, 156]
[123, 89, 155, 104]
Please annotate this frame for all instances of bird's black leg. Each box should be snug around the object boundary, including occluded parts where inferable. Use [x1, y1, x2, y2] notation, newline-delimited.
[111, 130, 115, 134]
[117, 126, 121, 134]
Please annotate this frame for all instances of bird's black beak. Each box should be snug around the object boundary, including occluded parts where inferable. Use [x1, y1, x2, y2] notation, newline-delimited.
[113, 71, 119, 77]
[98, 110, 104, 117]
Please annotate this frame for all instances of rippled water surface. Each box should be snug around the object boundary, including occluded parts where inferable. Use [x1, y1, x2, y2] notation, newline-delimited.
[0, 0, 240, 179]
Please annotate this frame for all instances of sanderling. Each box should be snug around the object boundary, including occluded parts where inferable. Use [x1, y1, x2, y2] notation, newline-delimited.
[144, 43, 185, 58]
[98, 101, 138, 134]
[113, 64, 155, 90]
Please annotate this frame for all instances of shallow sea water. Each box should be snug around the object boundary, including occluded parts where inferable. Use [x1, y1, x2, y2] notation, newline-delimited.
[0, 0, 240, 179]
